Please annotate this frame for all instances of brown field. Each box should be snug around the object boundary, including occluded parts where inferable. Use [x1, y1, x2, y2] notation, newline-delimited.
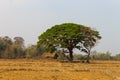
[0, 59, 120, 80]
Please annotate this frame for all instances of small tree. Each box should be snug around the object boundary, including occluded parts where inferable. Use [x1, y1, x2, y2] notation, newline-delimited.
[25, 45, 37, 58]
[13, 37, 25, 58]
[81, 27, 101, 63]
[0, 36, 13, 58]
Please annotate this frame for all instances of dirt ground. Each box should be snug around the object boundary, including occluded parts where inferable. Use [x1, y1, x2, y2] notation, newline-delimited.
[0, 59, 120, 80]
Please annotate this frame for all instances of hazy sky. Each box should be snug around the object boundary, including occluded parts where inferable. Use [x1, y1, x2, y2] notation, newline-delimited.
[0, 0, 120, 54]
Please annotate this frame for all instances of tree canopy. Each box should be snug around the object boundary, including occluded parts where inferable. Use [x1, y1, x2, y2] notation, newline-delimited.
[37, 23, 101, 61]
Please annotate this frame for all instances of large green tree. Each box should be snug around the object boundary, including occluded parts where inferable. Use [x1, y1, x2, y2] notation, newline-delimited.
[37, 23, 101, 61]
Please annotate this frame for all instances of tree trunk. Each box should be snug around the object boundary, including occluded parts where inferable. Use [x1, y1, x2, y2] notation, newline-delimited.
[86, 51, 90, 63]
[68, 49, 73, 61]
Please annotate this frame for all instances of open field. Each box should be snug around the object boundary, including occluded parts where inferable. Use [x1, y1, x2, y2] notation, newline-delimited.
[0, 60, 120, 80]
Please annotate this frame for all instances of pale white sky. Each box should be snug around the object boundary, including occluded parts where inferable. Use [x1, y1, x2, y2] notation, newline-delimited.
[0, 0, 120, 54]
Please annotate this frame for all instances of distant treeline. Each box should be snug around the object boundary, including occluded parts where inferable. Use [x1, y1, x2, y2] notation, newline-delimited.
[74, 51, 120, 60]
[0, 36, 44, 59]
[0, 36, 120, 60]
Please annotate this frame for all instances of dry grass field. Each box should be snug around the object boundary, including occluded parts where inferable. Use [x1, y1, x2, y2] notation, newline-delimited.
[0, 59, 120, 80]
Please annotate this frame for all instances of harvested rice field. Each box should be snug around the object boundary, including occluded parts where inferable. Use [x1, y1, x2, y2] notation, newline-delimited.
[0, 59, 120, 80]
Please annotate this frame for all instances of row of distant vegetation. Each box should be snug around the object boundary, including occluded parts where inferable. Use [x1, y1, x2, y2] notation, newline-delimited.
[0, 36, 44, 59]
[0, 23, 119, 62]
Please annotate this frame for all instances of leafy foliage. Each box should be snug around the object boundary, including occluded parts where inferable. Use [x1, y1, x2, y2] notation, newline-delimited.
[0, 36, 45, 59]
[37, 23, 102, 61]
[38, 23, 84, 51]
[80, 27, 102, 62]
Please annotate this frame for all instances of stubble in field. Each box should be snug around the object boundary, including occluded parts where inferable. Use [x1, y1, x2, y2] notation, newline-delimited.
[0, 60, 120, 80]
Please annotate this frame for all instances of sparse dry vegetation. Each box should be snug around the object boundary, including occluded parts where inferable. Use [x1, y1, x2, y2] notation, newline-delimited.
[0, 59, 119, 80]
